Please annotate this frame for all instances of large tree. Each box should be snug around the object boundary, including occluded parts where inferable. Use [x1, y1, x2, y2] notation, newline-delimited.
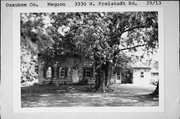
[21, 12, 158, 94]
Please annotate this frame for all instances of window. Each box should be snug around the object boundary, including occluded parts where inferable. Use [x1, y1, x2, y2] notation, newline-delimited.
[140, 72, 144, 78]
[117, 73, 121, 80]
[46, 67, 52, 78]
[59, 67, 66, 78]
[151, 72, 158, 76]
[86, 68, 91, 77]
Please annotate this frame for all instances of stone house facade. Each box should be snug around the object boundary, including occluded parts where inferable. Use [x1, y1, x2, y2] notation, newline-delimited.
[38, 57, 126, 85]
[38, 57, 96, 85]
[38, 57, 159, 86]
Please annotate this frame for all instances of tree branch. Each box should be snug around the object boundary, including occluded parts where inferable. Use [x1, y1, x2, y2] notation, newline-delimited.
[112, 24, 146, 39]
[123, 24, 146, 33]
[119, 44, 146, 51]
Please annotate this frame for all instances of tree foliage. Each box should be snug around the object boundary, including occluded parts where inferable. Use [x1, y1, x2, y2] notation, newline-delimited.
[21, 39, 38, 84]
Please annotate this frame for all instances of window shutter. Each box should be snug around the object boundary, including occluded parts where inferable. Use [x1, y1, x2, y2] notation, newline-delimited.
[56, 66, 59, 79]
[43, 67, 47, 78]
[90, 67, 93, 78]
[51, 66, 54, 78]
[65, 67, 68, 77]
[83, 67, 86, 78]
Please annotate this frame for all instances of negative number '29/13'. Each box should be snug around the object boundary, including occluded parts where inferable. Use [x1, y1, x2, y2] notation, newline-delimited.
[147, 1, 161, 5]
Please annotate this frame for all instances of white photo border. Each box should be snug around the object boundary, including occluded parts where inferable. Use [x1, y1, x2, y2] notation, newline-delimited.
[13, 7, 164, 113]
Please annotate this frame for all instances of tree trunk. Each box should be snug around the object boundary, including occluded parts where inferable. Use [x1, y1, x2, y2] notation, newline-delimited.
[93, 68, 101, 91]
[93, 61, 112, 92]
[151, 81, 159, 97]
[96, 71, 106, 92]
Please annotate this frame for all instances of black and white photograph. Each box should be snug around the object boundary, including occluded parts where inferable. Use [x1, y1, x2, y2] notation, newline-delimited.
[20, 11, 161, 108]
[1, 0, 180, 119]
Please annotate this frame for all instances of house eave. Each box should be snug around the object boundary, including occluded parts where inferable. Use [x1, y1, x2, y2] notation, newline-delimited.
[132, 67, 151, 69]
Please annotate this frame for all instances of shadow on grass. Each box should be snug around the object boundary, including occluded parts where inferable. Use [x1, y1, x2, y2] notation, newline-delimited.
[21, 85, 94, 94]
[21, 85, 159, 107]
[22, 93, 158, 107]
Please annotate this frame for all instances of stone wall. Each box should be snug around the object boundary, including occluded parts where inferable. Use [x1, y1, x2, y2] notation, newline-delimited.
[38, 57, 95, 85]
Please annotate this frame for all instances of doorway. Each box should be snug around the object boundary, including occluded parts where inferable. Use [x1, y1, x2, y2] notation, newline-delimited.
[72, 69, 79, 83]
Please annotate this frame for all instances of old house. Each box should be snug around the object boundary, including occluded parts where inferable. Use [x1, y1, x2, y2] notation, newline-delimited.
[38, 52, 158, 86]
[38, 53, 125, 85]
[132, 66, 151, 86]
[38, 55, 96, 85]
[131, 62, 159, 86]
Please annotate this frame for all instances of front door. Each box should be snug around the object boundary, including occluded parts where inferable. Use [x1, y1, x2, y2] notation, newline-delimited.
[72, 69, 79, 83]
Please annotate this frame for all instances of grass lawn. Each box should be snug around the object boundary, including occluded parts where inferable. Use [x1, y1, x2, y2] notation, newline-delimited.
[21, 84, 158, 107]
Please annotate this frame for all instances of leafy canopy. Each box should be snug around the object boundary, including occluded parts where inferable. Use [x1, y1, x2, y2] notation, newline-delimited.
[21, 12, 158, 66]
